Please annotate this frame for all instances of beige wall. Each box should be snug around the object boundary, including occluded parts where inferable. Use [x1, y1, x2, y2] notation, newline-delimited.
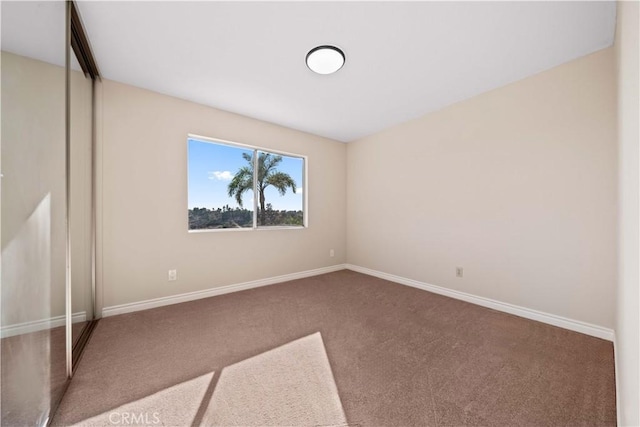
[97, 80, 346, 308]
[615, 1, 640, 425]
[347, 48, 617, 329]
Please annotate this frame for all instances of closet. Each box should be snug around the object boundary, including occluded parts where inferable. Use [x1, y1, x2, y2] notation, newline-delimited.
[1, 2, 100, 425]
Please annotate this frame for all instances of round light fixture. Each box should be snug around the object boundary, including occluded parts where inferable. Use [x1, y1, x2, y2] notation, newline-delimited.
[306, 45, 345, 75]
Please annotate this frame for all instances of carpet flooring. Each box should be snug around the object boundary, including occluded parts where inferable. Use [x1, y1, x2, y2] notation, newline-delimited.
[202, 332, 346, 426]
[51, 270, 616, 426]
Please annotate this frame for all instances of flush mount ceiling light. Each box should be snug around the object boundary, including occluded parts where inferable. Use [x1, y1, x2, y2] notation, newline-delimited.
[306, 45, 345, 75]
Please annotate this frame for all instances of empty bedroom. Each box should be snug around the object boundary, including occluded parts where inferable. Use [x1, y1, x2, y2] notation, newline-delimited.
[1, 1, 638, 426]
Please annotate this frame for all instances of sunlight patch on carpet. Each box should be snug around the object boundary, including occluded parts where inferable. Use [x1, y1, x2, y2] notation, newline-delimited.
[71, 372, 214, 426]
[201, 332, 346, 426]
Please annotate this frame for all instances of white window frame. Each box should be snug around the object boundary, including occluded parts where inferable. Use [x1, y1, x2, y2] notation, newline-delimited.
[187, 133, 308, 232]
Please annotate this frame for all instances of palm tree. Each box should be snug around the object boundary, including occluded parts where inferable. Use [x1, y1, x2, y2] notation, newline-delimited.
[227, 152, 296, 224]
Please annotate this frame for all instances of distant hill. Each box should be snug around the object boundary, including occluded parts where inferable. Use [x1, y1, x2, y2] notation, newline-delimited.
[189, 206, 303, 229]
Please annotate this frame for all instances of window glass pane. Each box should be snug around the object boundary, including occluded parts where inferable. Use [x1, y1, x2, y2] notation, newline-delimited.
[188, 138, 254, 230]
[256, 151, 304, 227]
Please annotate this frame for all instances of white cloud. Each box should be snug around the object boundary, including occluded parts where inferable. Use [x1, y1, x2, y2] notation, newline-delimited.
[208, 171, 233, 181]
[296, 187, 303, 195]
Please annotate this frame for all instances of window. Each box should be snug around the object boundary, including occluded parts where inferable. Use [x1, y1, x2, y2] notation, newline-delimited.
[187, 135, 306, 231]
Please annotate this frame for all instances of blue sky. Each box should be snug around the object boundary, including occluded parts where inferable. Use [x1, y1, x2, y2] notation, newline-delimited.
[188, 138, 304, 211]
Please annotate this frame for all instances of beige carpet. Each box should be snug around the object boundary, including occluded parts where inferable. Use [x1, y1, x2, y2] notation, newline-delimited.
[71, 373, 213, 426]
[52, 270, 616, 426]
[202, 332, 346, 426]
[68, 333, 346, 427]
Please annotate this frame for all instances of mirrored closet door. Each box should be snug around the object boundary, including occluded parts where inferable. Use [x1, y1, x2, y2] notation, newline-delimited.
[69, 14, 96, 365]
[1, 1, 100, 425]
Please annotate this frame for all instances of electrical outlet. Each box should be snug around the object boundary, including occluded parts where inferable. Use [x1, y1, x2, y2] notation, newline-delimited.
[168, 269, 177, 281]
[456, 267, 463, 278]
[329, 249, 335, 257]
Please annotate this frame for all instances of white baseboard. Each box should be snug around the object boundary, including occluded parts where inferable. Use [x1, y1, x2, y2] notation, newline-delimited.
[345, 264, 614, 341]
[101, 262, 613, 342]
[102, 264, 347, 318]
[1, 312, 87, 339]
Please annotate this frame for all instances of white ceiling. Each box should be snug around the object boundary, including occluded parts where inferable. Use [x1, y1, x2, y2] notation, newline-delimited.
[3, 1, 616, 142]
[1, 1, 83, 71]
